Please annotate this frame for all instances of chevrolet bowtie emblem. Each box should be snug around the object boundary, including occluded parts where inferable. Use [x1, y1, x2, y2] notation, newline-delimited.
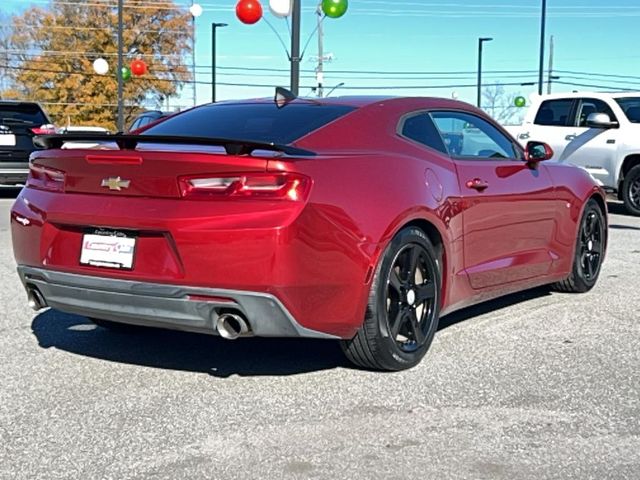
[101, 176, 131, 191]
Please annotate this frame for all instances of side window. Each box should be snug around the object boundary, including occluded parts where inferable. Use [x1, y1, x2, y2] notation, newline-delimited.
[576, 98, 617, 127]
[430, 111, 518, 160]
[138, 116, 152, 127]
[534, 99, 573, 126]
[129, 119, 141, 131]
[400, 113, 447, 154]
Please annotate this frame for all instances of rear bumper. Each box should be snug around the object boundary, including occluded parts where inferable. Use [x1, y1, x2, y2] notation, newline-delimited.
[18, 266, 339, 339]
[0, 162, 28, 185]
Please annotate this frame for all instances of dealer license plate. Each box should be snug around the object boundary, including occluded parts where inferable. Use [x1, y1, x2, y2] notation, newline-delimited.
[0, 134, 16, 146]
[80, 230, 136, 269]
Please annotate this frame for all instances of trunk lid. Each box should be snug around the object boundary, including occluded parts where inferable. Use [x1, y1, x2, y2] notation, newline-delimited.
[30, 146, 269, 198]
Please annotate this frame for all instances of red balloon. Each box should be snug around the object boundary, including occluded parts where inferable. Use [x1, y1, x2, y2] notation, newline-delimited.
[236, 0, 263, 24]
[130, 59, 147, 76]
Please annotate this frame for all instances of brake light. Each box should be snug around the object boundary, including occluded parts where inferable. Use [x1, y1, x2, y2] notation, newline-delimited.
[26, 163, 66, 192]
[30, 124, 57, 135]
[179, 172, 311, 201]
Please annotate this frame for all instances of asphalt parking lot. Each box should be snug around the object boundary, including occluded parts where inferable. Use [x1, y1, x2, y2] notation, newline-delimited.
[1, 192, 639, 480]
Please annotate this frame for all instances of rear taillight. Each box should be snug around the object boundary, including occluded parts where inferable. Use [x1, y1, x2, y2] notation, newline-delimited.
[26, 163, 66, 192]
[30, 124, 57, 135]
[179, 172, 311, 201]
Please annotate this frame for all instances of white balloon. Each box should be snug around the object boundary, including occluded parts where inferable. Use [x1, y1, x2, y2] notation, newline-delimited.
[189, 3, 203, 17]
[93, 58, 109, 75]
[269, 0, 292, 17]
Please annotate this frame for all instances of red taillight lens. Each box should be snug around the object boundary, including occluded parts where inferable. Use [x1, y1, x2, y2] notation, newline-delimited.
[179, 172, 311, 201]
[26, 163, 66, 192]
[29, 124, 57, 135]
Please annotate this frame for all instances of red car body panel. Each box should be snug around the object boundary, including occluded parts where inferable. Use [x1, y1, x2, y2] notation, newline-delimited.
[11, 97, 607, 339]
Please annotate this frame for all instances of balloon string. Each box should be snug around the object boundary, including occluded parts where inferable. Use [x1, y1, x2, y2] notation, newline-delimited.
[300, 13, 326, 60]
[262, 17, 291, 60]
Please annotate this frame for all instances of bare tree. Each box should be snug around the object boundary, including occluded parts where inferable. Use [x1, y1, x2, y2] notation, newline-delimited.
[482, 83, 525, 125]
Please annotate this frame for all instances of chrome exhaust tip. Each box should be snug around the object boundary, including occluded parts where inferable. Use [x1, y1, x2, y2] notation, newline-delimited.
[27, 287, 47, 311]
[216, 312, 250, 340]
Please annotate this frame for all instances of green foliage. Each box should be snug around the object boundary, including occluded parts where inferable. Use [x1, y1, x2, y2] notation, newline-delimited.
[1, 0, 193, 130]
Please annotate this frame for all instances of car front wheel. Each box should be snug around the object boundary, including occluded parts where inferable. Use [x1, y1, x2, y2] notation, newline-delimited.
[622, 164, 640, 216]
[340, 227, 441, 371]
[553, 199, 605, 293]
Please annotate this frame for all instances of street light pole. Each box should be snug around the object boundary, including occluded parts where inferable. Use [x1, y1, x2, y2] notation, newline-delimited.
[211, 22, 228, 103]
[290, 0, 301, 96]
[477, 37, 493, 109]
[117, 0, 123, 131]
[538, 0, 547, 95]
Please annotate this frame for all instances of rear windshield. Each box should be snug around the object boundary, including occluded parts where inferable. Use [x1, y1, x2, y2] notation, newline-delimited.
[0, 104, 48, 125]
[142, 102, 356, 144]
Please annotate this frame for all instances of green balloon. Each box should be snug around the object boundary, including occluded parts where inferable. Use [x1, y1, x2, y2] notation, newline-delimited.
[120, 66, 132, 81]
[514, 96, 526, 108]
[322, 0, 348, 18]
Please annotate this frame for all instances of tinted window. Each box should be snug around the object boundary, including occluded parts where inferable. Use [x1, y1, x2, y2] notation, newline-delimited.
[576, 98, 617, 127]
[430, 111, 517, 160]
[534, 99, 573, 126]
[615, 97, 640, 123]
[0, 104, 47, 125]
[400, 113, 447, 153]
[143, 103, 357, 144]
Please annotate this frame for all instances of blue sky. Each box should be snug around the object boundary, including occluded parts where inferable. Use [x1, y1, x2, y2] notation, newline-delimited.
[3, 0, 640, 111]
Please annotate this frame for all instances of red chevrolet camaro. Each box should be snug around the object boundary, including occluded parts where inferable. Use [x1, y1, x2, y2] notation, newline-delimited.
[11, 96, 607, 371]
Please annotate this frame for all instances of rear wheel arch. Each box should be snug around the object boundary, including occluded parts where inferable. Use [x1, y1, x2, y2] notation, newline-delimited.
[385, 217, 448, 308]
[618, 154, 640, 192]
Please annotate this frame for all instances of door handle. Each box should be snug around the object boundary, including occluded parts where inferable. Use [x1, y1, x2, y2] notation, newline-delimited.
[518, 132, 530, 140]
[565, 134, 577, 141]
[465, 178, 489, 191]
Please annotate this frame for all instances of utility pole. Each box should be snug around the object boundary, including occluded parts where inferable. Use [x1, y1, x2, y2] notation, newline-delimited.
[117, 0, 124, 132]
[290, 0, 301, 96]
[538, 0, 547, 95]
[477, 37, 493, 108]
[316, 4, 324, 97]
[547, 34, 554, 94]
[211, 23, 228, 103]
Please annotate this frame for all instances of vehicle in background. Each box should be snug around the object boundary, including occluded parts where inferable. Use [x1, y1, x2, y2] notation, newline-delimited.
[57, 126, 110, 134]
[56, 126, 111, 149]
[507, 92, 640, 215]
[0, 101, 55, 186]
[127, 110, 172, 132]
[12, 96, 607, 371]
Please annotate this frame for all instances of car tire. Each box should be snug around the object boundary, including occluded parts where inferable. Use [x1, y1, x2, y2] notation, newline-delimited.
[340, 227, 441, 371]
[553, 199, 605, 293]
[90, 318, 146, 333]
[621, 164, 640, 216]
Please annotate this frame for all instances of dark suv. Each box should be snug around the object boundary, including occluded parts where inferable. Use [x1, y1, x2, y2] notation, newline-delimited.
[127, 110, 172, 132]
[0, 101, 55, 186]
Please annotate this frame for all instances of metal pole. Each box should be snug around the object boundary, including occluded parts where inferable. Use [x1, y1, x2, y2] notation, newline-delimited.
[477, 38, 492, 108]
[547, 34, 554, 94]
[211, 23, 227, 103]
[538, 0, 547, 95]
[477, 39, 482, 108]
[117, 0, 124, 131]
[290, 0, 301, 96]
[316, 4, 324, 98]
[192, 14, 197, 106]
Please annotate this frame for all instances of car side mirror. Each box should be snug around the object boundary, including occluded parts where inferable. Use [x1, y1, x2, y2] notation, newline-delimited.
[525, 141, 554, 162]
[586, 112, 618, 129]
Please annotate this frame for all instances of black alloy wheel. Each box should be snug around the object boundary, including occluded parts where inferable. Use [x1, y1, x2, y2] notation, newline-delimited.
[554, 199, 605, 293]
[341, 227, 441, 371]
[384, 243, 438, 353]
[622, 165, 640, 216]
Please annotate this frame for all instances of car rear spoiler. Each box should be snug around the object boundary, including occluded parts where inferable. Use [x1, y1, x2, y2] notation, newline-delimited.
[33, 134, 316, 157]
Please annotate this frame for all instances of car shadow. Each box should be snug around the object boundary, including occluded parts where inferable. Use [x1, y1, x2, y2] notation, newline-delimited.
[31, 286, 553, 377]
[438, 286, 552, 330]
[31, 309, 350, 378]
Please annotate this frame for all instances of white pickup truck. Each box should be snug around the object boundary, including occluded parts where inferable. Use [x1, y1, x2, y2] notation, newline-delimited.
[506, 92, 640, 215]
